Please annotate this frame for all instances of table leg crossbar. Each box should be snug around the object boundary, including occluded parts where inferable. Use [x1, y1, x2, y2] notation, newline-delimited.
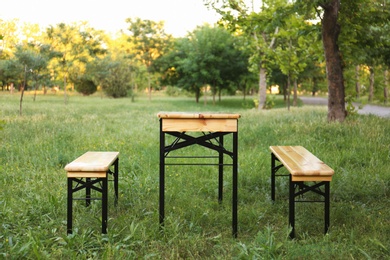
[164, 131, 234, 157]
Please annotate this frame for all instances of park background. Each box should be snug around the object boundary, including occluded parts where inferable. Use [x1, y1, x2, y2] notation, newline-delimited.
[1, 0, 390, 258]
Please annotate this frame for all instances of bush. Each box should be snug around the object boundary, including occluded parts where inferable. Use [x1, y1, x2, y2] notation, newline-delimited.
[75, 78, 97, 96]
[104, 83, 129, 98]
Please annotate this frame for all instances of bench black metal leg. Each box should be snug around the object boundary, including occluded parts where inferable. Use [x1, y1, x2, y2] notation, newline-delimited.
[271, 153, 276, 201]
[289, 176, 295, 239]
[232, 131, 238, 238]
[102, 176, 108, 234]
[218, 135, 224, 203]
[159, 120, 165, 227]
[67, 178, 73, 234]
[325, 181, 330, 234]
[86, 178, 91, 206]
[114, 158, 119, 205]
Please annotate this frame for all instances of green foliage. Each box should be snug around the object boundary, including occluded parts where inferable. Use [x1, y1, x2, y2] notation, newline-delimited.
[87, 55, 133, 98]
[74, 77, 97, 96]
[263, 95, 276, 109]
[165, 86, 182, 97]
[1, 93, 389, 258]
[345, 95, 358, 116]
[160, 25, 249, 102]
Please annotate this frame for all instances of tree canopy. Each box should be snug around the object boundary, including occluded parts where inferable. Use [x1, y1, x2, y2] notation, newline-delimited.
[1, 1, 389, 118]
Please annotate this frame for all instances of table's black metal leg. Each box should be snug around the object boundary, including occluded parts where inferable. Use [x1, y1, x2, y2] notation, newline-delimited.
[271, 153, 276, 201]
[324, 181, 330, 234]
[232, 131, 238, 238]
[86, 178, 91, 206]
[102, 177, 108, 234]
[218, 135, 224, 203]
[114, 158, 119, 205]
[159, 120, 165, 227]
[289, 176, 295, 239]
[67, 178, 73, 234]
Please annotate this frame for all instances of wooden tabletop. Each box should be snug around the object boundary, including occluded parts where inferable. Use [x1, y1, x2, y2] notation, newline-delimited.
[157, 112, 241, 119]
[65, 151, 119, 173]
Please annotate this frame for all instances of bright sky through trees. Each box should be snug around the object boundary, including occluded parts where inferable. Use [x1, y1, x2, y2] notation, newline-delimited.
[0, 0, 220, 37]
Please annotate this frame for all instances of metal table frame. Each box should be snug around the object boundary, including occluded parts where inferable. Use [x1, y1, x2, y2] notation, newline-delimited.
[158, 113, 239, 237]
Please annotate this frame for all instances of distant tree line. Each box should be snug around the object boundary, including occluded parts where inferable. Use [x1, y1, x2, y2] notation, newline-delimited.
[0, 0, 389, 121]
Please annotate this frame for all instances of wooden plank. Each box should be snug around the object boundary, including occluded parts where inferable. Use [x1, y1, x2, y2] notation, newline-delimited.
[65, 151, 119, 173]
[162, 118, 238, 132]
[270, 146, 334, 180]
[157, 112, 241, 119]
[292, 175, 333, 182]
[67, 171, 107, 178]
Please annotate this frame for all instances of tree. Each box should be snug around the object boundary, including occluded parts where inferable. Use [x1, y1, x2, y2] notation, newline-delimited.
[208, 0, 285, 109]
[87, 55, 133, 98]
[126, 18, 172, 100]
[0, 19, 19, 59]
[74, 77, 97, 96]
[11, 45, 50, 115]
[158, 25, 248, 103]
[45, 22, 107, 102]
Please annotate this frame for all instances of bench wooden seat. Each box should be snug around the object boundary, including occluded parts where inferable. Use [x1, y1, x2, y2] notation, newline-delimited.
[270, 146, 334, 238]
[270, 146, 334, 182]
[65, 151, 119, 234]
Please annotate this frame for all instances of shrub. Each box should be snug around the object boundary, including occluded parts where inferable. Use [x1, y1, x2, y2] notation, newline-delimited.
[74, 78, 97, 96]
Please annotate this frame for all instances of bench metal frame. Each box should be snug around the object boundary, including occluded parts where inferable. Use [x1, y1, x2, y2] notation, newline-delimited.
[271, 153, 330, 239]
[67, 158, 119, 234]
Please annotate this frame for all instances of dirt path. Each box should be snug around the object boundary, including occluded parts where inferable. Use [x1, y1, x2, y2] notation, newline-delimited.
[299, 96, 390, 118]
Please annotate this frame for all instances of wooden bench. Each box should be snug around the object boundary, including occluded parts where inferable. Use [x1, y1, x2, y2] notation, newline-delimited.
[64, 151, 119, 234]
[270, 146, 334, 238]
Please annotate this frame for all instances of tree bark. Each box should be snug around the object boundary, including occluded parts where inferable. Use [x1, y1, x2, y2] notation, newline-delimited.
[369, 67, 374, 102]
[293, 79, 298, 106]
[148, 72, 152, 101]
[321, 0, 346, 122]
[258, 66, 267, 109]
[355, 65, 360, 99]
[384, 70, 388, 104]
[63, 75, 68, 105]
[287, 73, 291, 111]
[20, 65, 27, 116]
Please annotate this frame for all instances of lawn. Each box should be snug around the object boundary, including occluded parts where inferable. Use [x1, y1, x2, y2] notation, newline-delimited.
[0, 92, 389, 259]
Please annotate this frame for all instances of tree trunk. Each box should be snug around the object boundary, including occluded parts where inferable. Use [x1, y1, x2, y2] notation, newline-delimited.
[148, 72, 152, 101]
[283, 82, 287, 101]
[312, 78, 317, 96]
[204, 85, 208, 105]
[63, 75, 68, 105]
[287, 73, 291, 111]
[293, 79, 298, 106]
[321, 0, 346, 122]
[355, 65, 360, 99]
[369, 67, 374, 102]
[258, 66, 267, 110]
[20, 65, 27, 116]
[384, 70, 388, 104]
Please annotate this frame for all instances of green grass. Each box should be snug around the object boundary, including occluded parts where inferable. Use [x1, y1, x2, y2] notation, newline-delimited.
[0, 92, 389, 259]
